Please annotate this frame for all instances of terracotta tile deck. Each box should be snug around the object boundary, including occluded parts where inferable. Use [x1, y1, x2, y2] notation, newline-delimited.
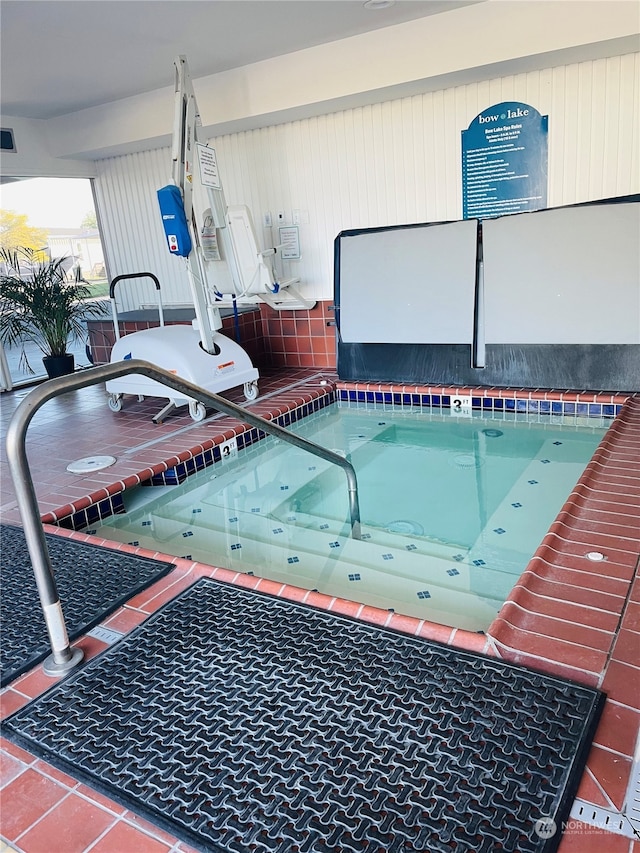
[1, 369, 638, 852]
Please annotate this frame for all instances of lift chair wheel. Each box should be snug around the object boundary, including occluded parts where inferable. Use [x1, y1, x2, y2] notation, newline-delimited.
[243, 381, 259, 401]
[108, 394, 123, 413]
[189, 401, 207, 422]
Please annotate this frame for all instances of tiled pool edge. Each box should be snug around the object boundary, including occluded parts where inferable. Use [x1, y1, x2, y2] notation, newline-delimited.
[38, 380, 637, 663]
[336, 381, 630, 417]
[488, 395, 640, 684]
[6, 381, 638, 849]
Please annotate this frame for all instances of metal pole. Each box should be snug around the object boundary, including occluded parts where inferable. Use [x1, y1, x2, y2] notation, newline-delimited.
[6, 389, 84, 676]
[6, 359, 361, 676]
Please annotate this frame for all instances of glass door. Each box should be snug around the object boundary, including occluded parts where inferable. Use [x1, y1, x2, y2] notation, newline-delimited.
[0, 177, 109, 386]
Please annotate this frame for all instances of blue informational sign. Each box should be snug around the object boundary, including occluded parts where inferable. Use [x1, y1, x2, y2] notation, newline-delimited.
[461, 102, 548, 219]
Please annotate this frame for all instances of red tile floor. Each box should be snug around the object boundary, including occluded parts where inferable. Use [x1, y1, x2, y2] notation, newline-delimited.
[1, 367, 638, 853]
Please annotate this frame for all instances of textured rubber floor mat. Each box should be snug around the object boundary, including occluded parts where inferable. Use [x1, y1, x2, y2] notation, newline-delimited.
[3, 578, 604, 853]
[0, 524, 172, 686]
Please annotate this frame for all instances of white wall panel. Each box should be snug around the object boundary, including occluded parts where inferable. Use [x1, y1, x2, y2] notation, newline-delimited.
[93, 54, 639, 307]
[94, 148, 192, 312]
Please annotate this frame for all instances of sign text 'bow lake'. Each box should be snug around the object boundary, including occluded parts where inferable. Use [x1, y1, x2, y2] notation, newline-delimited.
[462, 102, 548, 219]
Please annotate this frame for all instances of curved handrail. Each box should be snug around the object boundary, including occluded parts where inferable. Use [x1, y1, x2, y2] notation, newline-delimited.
[109, 272, 164, 340]
[5, 360, 361, 676]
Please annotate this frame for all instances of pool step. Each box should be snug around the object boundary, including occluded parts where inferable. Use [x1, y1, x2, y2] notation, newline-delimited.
[466, 437, 595, 573]
[94, 500, 507, 631]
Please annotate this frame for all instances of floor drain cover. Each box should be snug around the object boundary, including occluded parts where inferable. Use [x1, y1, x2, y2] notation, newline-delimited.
[66, 455, 116, 474]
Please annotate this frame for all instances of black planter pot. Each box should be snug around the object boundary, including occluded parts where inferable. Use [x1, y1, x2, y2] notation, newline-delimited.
[42, 353, 75, 379]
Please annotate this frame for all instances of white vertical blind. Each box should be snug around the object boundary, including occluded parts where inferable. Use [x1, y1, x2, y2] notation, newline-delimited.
[93, 53, 639, 309]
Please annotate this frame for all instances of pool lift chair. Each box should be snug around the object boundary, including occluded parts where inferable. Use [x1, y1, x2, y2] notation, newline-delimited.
[106, 55, 314, 423]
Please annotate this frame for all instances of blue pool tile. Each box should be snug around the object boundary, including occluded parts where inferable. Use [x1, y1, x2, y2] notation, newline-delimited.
[472, 397, 481, 408]
[374, 392, 384, 403]
[563, 402, 576, 415]
[441, 396, 450, 407]
[383, 393, 392, 404]
[482, 398, 493, 409]
[412, 394, 421, 406]
[493, 399, 503, 410]
[603, 404, 615, 417]
[505, 399, 515, 411]
[539, 401, 551, 413]
[431, 395, 441, 405]
[516, 400, 528, 412]
[86, 504, 100, 524]
[421, 395, 431, 406]
[589, 404, 602, 417]
[551, 401, 563, 414]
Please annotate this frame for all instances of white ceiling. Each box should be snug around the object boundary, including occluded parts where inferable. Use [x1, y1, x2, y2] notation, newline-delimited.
[1, 0, 482, 120]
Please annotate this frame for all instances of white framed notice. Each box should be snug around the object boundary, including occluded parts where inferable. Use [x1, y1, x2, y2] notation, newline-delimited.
[278, 226, 301, 260]
[196, 143, 221, 189]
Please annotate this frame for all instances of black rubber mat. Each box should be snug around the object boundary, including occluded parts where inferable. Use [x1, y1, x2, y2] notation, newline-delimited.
[0, 524, 172, 686]
[3, 577, 604, 853]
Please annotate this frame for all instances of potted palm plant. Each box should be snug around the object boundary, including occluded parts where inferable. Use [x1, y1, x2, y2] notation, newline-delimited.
[0, 246, 104, 379]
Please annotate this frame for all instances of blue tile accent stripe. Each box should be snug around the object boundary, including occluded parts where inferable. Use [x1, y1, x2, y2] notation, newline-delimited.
[336, 388, 623, 418]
